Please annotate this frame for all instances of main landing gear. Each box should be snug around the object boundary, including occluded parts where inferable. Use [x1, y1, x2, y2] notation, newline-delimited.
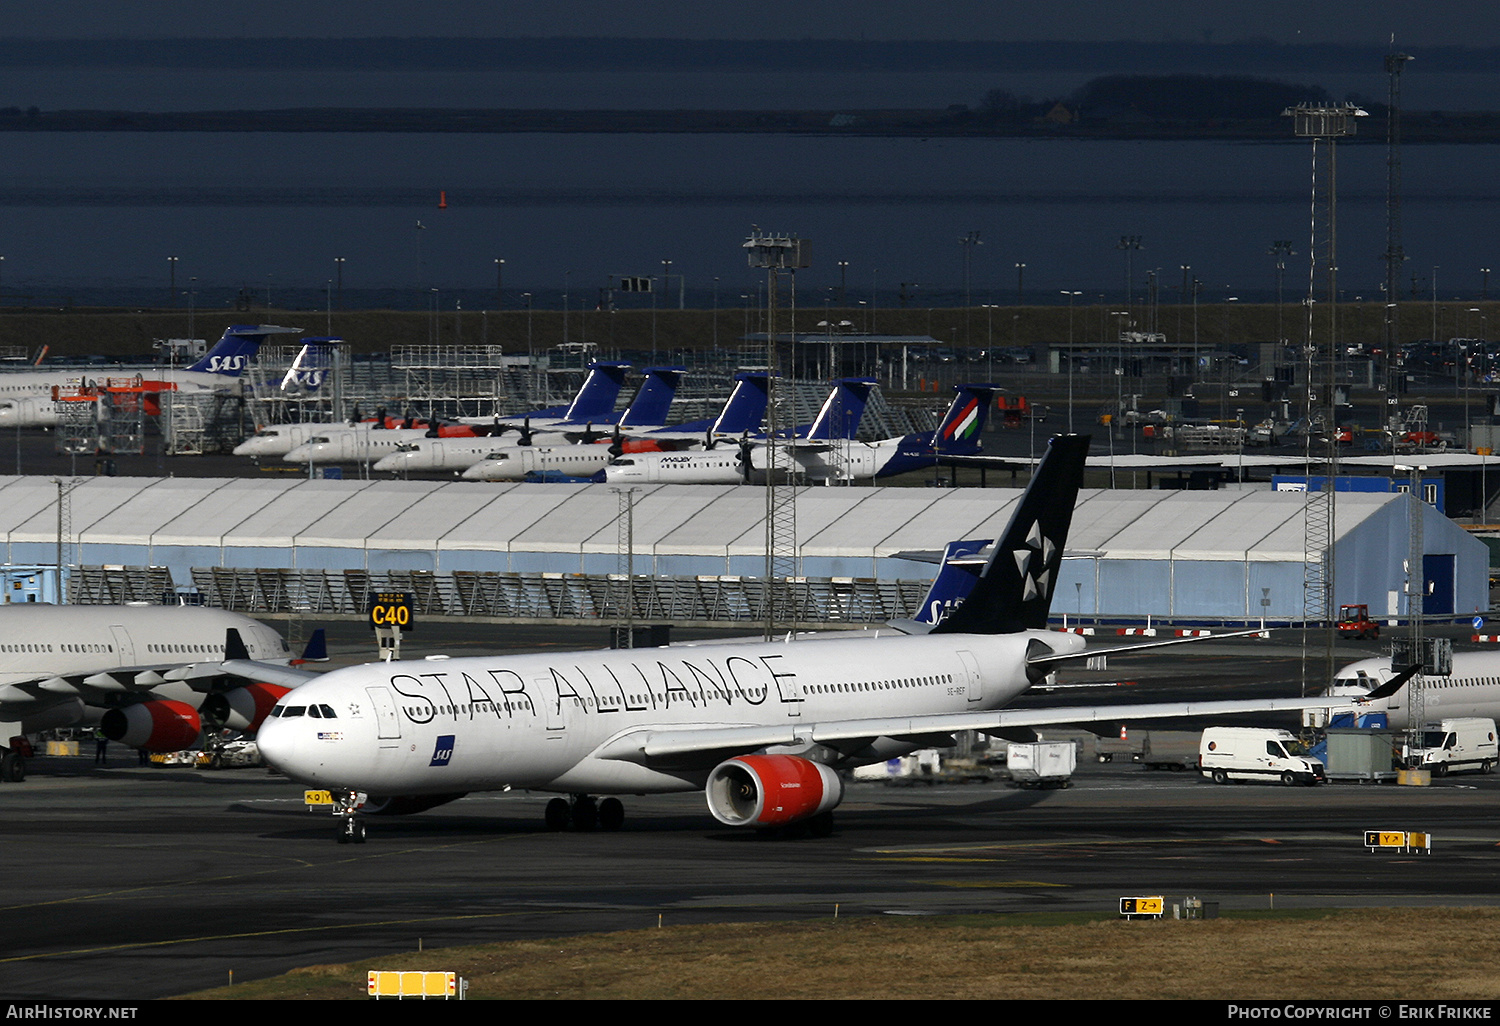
[545, 794, 625, 832]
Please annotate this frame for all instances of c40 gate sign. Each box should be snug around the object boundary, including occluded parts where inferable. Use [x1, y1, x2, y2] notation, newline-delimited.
[369, 592, 414, 631]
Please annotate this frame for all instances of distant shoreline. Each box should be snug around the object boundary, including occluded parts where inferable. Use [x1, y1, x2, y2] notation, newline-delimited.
[0, 107, 1498, 143]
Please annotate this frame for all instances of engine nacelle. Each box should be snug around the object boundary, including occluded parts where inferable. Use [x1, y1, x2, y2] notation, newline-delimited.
[200, 683, 292, 732]
[705, 754, 843, 828]
[100, 700, 202, 752]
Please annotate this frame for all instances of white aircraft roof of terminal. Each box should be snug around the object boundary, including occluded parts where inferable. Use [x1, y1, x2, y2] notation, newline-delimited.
[0, 474, 1421, 576]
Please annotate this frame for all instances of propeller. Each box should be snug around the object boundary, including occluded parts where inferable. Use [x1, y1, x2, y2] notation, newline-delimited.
[608, 425, 625, 458]
[517, 416, 533, 448]
[737, 432, 755, 484]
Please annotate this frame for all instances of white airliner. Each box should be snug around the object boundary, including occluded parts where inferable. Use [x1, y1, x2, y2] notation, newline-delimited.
[599, 381, 992, 485]
[0, 604, 298, 781]
[256, 434, 1383, 842]
[1327, 651, 1500, 732]
[233, 360, 633, 459]
[379, 370, 768, 476]
[0, 324, 300, 428]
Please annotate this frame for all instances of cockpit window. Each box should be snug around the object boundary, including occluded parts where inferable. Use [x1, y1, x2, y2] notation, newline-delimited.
[279, 705, 306, 718]
[318, 704, 336, 718]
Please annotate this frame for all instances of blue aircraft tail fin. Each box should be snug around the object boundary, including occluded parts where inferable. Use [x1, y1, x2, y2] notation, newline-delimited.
[930, 383, 999, 455]
[618, 366, 685, 428]
[804, 377, 876, 440]
[913, 540, 992, 626]
[710, 371, 771, 437]
[279, 337, 342, 395]
[186, 324, 300, 377]
[563, 361, 631, 423]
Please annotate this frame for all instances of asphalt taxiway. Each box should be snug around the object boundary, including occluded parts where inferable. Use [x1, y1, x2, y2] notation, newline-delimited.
[2, 628, 1494, 1000]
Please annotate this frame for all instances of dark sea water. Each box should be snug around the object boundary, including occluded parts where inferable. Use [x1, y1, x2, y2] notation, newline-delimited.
[0, 64, 1495, 315]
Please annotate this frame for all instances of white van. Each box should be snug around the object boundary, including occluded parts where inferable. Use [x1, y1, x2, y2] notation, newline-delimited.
[1408, 718, 1499, 776]
[1199, 727, 1325, 786]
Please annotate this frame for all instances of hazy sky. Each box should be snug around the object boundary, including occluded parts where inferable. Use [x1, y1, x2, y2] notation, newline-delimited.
[1, 1, 1497, 48]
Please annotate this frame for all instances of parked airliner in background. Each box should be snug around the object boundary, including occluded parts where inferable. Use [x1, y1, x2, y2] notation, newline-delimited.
[0, 324, 300, 428]
[233, 360, 632, 458]
[1326, 651, 1500, 731]
[0, 604, 304, 781]
[378, 367, 700, 476]
[598, 381, 992, 485]
[257, 434, 1381, 842]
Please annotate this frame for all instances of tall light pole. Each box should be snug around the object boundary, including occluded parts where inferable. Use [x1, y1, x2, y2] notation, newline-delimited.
[1270, 241, 1295, 345]
[1062, 290, 1082, 431]
[1117, 235, 1142, 313]
[960, 231, 981, 346]
[167, 255, 178, 307]
[334, 256, 345, 310]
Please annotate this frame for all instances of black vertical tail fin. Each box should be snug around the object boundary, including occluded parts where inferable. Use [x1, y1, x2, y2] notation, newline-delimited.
[929, 434, 1090, 635]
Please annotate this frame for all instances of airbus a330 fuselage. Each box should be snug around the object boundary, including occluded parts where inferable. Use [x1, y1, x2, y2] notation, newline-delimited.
[258, 629, 1074, 797]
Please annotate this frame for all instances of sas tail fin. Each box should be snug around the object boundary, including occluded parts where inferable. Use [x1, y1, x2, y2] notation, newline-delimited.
[186, 324, 301, 377]
[804, 377, 876, 440]
[279, 337, 342, 395]
[562, 361, 631, 423]
[929, 433, 1090, 635]
[914, 539, 992, 626]
[617, 366, 685, 428]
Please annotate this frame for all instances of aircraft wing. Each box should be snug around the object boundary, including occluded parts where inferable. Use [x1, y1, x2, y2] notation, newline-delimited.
[0, 664, 221, 707]
[1027, 628, 1272, 665]
[162, 659, 320, 690]
[592, 693, 1373, 766]
[163, 627, 323, 690]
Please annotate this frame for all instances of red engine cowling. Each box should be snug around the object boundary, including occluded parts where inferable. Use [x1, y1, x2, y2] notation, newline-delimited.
[705, 754, 843, 827]
[100, 700, 202, 752]
[200, 683, 292, 732]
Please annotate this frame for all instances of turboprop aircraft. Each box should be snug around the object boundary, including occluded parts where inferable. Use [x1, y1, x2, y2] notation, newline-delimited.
[598, 380, 987, 485]
[233, 360, 633, 458]
[255, 433, 1391, 842]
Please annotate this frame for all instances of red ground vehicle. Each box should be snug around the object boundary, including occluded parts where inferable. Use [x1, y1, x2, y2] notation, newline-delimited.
[1337, 604, 1380, 640]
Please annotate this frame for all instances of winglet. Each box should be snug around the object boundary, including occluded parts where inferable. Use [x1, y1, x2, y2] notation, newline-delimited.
[1366, 664, 1420, 700]
[291, 628, 328, 665]
[224, 627, 250, 661]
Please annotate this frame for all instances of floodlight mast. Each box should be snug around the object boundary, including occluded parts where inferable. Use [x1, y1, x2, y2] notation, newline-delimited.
[1284, 101, 1367, 694]
[744, 232, 811, 639]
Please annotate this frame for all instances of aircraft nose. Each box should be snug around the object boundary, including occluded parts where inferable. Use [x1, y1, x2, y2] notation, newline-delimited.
[256, 716, 319, 783]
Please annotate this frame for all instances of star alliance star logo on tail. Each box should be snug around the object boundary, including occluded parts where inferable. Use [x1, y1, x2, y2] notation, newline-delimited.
[1012, 520, 1057, 602]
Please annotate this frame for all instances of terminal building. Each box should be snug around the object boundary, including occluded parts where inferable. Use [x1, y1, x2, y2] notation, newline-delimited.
[0, 474, 1484, 625]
